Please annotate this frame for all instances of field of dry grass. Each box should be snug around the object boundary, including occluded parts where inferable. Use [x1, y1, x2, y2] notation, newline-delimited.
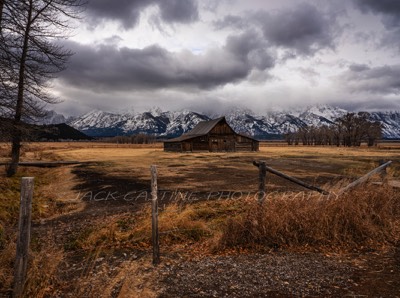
[1, 142, 400, 297]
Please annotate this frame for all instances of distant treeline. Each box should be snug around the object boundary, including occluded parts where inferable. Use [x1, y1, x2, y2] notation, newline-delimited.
[285, 112, 382, 147]
[101, 134, 156, 144]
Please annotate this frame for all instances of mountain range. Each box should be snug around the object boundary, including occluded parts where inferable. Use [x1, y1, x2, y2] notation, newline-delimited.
[39, 105, 400, 139]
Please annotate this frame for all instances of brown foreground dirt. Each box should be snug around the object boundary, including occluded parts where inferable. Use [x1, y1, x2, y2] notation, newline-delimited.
[20, 166, 399, 297]
[28, 212, 400, 297]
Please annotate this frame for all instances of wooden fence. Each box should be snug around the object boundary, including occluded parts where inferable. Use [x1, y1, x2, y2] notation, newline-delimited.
[11, 159, 393, 285]
[149, 159, 392, 264]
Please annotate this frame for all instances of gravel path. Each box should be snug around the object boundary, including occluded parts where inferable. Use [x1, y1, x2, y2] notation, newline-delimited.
[158, 252, 355, 297]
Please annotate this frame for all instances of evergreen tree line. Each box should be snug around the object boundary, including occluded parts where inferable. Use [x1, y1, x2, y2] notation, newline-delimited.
[285, 112, 383, 147]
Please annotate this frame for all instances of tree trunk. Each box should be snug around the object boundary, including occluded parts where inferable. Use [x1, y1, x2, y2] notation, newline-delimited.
[0, 0, 4, 28]
[6, 0, 32, 177]
[6, 133, 21, 176]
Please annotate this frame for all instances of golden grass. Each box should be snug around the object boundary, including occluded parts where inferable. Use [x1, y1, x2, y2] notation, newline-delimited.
[66, 199, 243, 254]
[24, 245, 64, 298]
[116, 257, 159, 298]
[71, 253, 160, 298]
[1, 143, 400, 296]
[0, 239, 15, 294]
[0, 164, 83, 295]
[69, 182, 400, 257]
[219, 185, 400, 251]
[40, 143, 400, 194]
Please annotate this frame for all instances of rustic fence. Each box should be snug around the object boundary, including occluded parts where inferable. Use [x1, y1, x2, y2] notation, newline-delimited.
[149, 160, 392, 264]
[11, 159, 393, 283]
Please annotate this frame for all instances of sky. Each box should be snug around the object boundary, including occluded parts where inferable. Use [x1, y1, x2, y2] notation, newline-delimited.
[52, 0, 400, 116]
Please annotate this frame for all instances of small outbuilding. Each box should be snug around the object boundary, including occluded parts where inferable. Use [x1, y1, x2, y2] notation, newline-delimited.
[164, 117, 259, 152]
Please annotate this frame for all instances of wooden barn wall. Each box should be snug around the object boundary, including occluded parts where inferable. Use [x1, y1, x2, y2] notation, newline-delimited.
[235, 135, 259, 152]
[164, 142, 181, 152]
[209, 136, 236, 152]
[192, 136, 209, 151]
[209, 122, 235, 135]
[252, 141, 259, 151]
[164, 122, 259, 152]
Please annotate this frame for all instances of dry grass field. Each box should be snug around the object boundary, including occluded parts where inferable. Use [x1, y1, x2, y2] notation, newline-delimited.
[1, 141, 400, 297]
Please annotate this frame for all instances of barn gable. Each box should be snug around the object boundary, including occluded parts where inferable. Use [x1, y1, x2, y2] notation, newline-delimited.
[164, 117, 259, 152]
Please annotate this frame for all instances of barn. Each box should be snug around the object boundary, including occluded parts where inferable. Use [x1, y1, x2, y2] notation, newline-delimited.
[164, 117, 259, 152]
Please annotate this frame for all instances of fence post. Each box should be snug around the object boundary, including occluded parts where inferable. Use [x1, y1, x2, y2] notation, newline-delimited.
[379, 160, 388, 180]
[13, 177, 34, 298]
[150, 165, 160, 265]
[257, 161, 267, 204]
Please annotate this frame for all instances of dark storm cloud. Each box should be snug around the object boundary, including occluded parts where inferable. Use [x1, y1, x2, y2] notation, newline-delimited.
[256, 3, 336, 56]
[224, 30, 274, 69]
[353, 0, 400, 26]
[85, 0, 147, 29]
[60, 32, 275, 91]
[158, 0, 198, 24]
[213, 3, 337, 57]
[85, 0, 199, 29]
[340, 64, 400, 95]
[353, 0, 400, 50]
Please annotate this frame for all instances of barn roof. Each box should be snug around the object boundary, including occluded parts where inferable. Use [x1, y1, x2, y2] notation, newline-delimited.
[185, 117, 226, 136]
[165, 117, 257, 143]
[164, 116, 259, 143]
[165, 117, 227, 142]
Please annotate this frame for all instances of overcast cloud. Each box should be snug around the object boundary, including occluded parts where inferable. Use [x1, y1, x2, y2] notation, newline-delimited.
[340, 64, 400, 95]
[53, 0, 400, 116]
[85, 0, 199, 29]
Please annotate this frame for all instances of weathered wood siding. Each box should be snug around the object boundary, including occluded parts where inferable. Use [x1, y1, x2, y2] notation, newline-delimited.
[207, 122, 237, 152]
[235, 135, 259, 152]
[209, 122, 235, 135]
[164, 117, 259, 152]
[164, 142, 182, 152]
[192, 136, 209, 151]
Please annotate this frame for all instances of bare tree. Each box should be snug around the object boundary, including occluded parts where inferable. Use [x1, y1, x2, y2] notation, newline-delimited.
[291, 112, 383, 147]
[0, 0, 4, 28]
[1, 0, 85, 176]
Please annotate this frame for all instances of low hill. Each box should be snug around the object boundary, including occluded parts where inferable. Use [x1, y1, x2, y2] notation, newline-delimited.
[36, 123, 93, 141]
[0, 119, 93, 141]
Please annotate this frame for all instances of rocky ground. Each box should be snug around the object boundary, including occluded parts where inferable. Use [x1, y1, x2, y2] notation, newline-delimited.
[156, 248, 400, 298]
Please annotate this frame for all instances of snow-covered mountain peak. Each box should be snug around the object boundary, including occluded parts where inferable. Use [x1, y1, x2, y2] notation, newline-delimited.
[59, 105, 400, 139]
[69, 109, 125, 130]
[146, 106, 164, 117]
[303, 104, 347, 119]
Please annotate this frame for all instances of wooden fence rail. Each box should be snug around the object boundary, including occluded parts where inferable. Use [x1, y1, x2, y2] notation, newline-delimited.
[253, 161, 330, 198]
[338, 160, 392, 195]
[0, 161, 85, 168]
